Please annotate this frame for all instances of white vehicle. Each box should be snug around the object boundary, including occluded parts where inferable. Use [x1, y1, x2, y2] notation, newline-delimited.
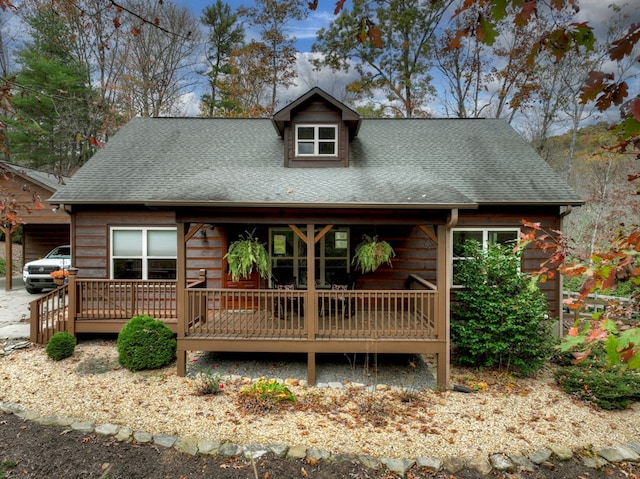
[22, 245, 71, 294]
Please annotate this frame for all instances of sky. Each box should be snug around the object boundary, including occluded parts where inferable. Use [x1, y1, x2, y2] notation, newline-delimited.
[171, 0, 639, 121]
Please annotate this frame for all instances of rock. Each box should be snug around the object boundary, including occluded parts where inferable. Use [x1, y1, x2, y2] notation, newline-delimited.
[70, 421, 95, 434]
[115, 426, 133, 442]
[219, 443, 242, 457]
[416, 456, 443, 472]
[489, 453, 514, 472]
[153, 434, 178, 448]
[358, 455, 383, 470]
[529, 447, 553, 465]
[582, 455, 609, 469]
[198, 439, 221, 455]
[624, 442, 640, 455]
[244, 444, 269, 459]
[469, 455, 492, 474]
[306, 449, 330, 461]
[33, 415, 59, 426]
[381, 458, 415, 475]
[133, 430, 153, 444]
[95, 423, 119, 437]
[174, 436, 199, 456]
[286, 445, 307, 459]
[598, 448, 625, 463]
[614, 445, 640, 461]
[510, 455, 536, 472]
[549, 445, 573, 461]
[443, 457, 466, 473]
[328, 382, 344, 389]
[15, 410, 40, 421]
[267, 444, 289, 458]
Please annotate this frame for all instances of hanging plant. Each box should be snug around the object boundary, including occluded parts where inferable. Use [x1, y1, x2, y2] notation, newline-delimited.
[224, 230, 271, 282]
[352, 234, 395, 273]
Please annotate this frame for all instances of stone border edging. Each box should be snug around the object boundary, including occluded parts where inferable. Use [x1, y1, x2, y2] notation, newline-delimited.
[1, 400, 639, 476]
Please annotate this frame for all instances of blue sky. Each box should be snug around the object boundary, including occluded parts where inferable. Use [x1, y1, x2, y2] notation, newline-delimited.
[176, 0, 337, 53]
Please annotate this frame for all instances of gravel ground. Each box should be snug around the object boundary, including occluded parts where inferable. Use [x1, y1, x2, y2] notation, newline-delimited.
[1, 340, 639, 462]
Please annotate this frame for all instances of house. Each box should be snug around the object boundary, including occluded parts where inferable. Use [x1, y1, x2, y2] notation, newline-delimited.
[0, 161, 70, 289]
[34, 87, 583, 388]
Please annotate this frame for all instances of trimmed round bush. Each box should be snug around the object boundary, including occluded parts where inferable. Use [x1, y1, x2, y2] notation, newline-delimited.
[117, 314, 176, 371]
[45, 332, 76, 361]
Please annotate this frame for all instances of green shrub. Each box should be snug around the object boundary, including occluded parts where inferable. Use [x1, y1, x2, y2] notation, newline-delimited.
[555, 365, 640, 410]
[554, 344, 640, 409]
[451, 240, 555, 377]
[45, 332, 76, 361]
[117, 314, 176, 371]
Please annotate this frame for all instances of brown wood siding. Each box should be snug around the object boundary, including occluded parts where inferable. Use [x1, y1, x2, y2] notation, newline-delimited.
[72, 207, 224, 284]
[286, 101, 348, 168]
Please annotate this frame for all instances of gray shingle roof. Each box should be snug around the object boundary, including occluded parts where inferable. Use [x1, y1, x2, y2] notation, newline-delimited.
[50, 117, 582, 208]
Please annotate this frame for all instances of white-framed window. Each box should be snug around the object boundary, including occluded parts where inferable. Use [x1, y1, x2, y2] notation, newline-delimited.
[452, 228, 519, 286]
[269, 227, 349, 287]
[111, 227, 177, 280]
[295, 125, 338, 157]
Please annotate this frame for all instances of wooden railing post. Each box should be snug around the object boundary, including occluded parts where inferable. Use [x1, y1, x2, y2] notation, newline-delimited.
[29, 297, 40, 343]
[67, 268, 78, 337]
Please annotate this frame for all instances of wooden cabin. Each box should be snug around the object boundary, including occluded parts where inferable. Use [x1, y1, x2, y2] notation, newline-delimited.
[31, 88, 583, 388]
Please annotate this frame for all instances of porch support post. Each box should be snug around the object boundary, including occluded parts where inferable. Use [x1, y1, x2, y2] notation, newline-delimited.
[67, 268, 78, 337]
[436, 221, 452, 389]
[176, 221, 188, 377]
[306, 224, 317, 385]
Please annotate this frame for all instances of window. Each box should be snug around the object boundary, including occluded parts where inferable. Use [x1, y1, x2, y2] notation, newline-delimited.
[111, 227, 177, 280]
[295, 125, 337, 157]
[269, 227, 349, 287]
[452, 228, 519, 286]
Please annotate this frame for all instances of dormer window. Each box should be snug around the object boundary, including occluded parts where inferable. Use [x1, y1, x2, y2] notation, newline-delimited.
[295, 125, 337, 157]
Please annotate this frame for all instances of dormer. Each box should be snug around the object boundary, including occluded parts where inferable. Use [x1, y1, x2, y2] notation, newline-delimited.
[272, 87, 361, 168]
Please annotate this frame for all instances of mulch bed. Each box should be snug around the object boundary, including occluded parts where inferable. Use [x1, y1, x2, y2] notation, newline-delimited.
[1, 412, 639, 479]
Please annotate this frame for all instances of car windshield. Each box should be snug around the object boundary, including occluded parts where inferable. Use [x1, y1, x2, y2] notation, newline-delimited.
[46, 246, 71, 258]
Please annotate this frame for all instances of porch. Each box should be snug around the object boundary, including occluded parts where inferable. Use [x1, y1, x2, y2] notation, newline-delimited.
[30, 272, 448, 387]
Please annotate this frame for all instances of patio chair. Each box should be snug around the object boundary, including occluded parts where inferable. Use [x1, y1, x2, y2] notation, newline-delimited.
[272, 269, 303, 319]
[322, 274, 355, 319]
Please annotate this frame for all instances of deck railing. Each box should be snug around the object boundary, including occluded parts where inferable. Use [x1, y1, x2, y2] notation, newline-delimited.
[184, 287, 439, 341]
[76, 279, 177, 319]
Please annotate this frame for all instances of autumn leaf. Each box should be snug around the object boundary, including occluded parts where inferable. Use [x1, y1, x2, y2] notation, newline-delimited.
[307, 0, 318, 10]
[113, 17, 121, 29]
[333, 0, 346, 15]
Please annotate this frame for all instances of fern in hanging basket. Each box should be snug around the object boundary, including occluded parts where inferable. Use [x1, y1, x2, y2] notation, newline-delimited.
[224, 230, 271, 282]
[352, 235, 395, 273]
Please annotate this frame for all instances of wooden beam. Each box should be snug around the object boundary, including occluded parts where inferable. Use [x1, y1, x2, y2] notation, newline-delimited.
[2, 227, 13, 291]
[176, 222, 188, 377]
[314, 224, 333, 244]
[185, 223, 203, 242]
[288, 224, 307, 244]
[418, 225, 437, 244]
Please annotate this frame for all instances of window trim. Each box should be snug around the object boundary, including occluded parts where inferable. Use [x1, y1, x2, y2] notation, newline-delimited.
[110, 226, 177, 280]
[451, 227, 520, 287]
[294, 124, 338, 157]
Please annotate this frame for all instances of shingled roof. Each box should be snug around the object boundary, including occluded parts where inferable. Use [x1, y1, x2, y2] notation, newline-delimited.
[50, 116, 582, 209]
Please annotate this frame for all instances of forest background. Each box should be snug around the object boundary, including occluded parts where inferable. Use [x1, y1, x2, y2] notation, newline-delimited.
[0, 0, 638, 287]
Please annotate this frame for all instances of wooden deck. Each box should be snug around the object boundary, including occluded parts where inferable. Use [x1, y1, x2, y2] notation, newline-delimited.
[31, 274, 448, 387]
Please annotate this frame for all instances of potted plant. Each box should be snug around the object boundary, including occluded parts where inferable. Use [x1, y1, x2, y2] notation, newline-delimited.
[224, 230, 271, 282]
[50, 269, 69, 285]
[352, 235, 395, 273]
